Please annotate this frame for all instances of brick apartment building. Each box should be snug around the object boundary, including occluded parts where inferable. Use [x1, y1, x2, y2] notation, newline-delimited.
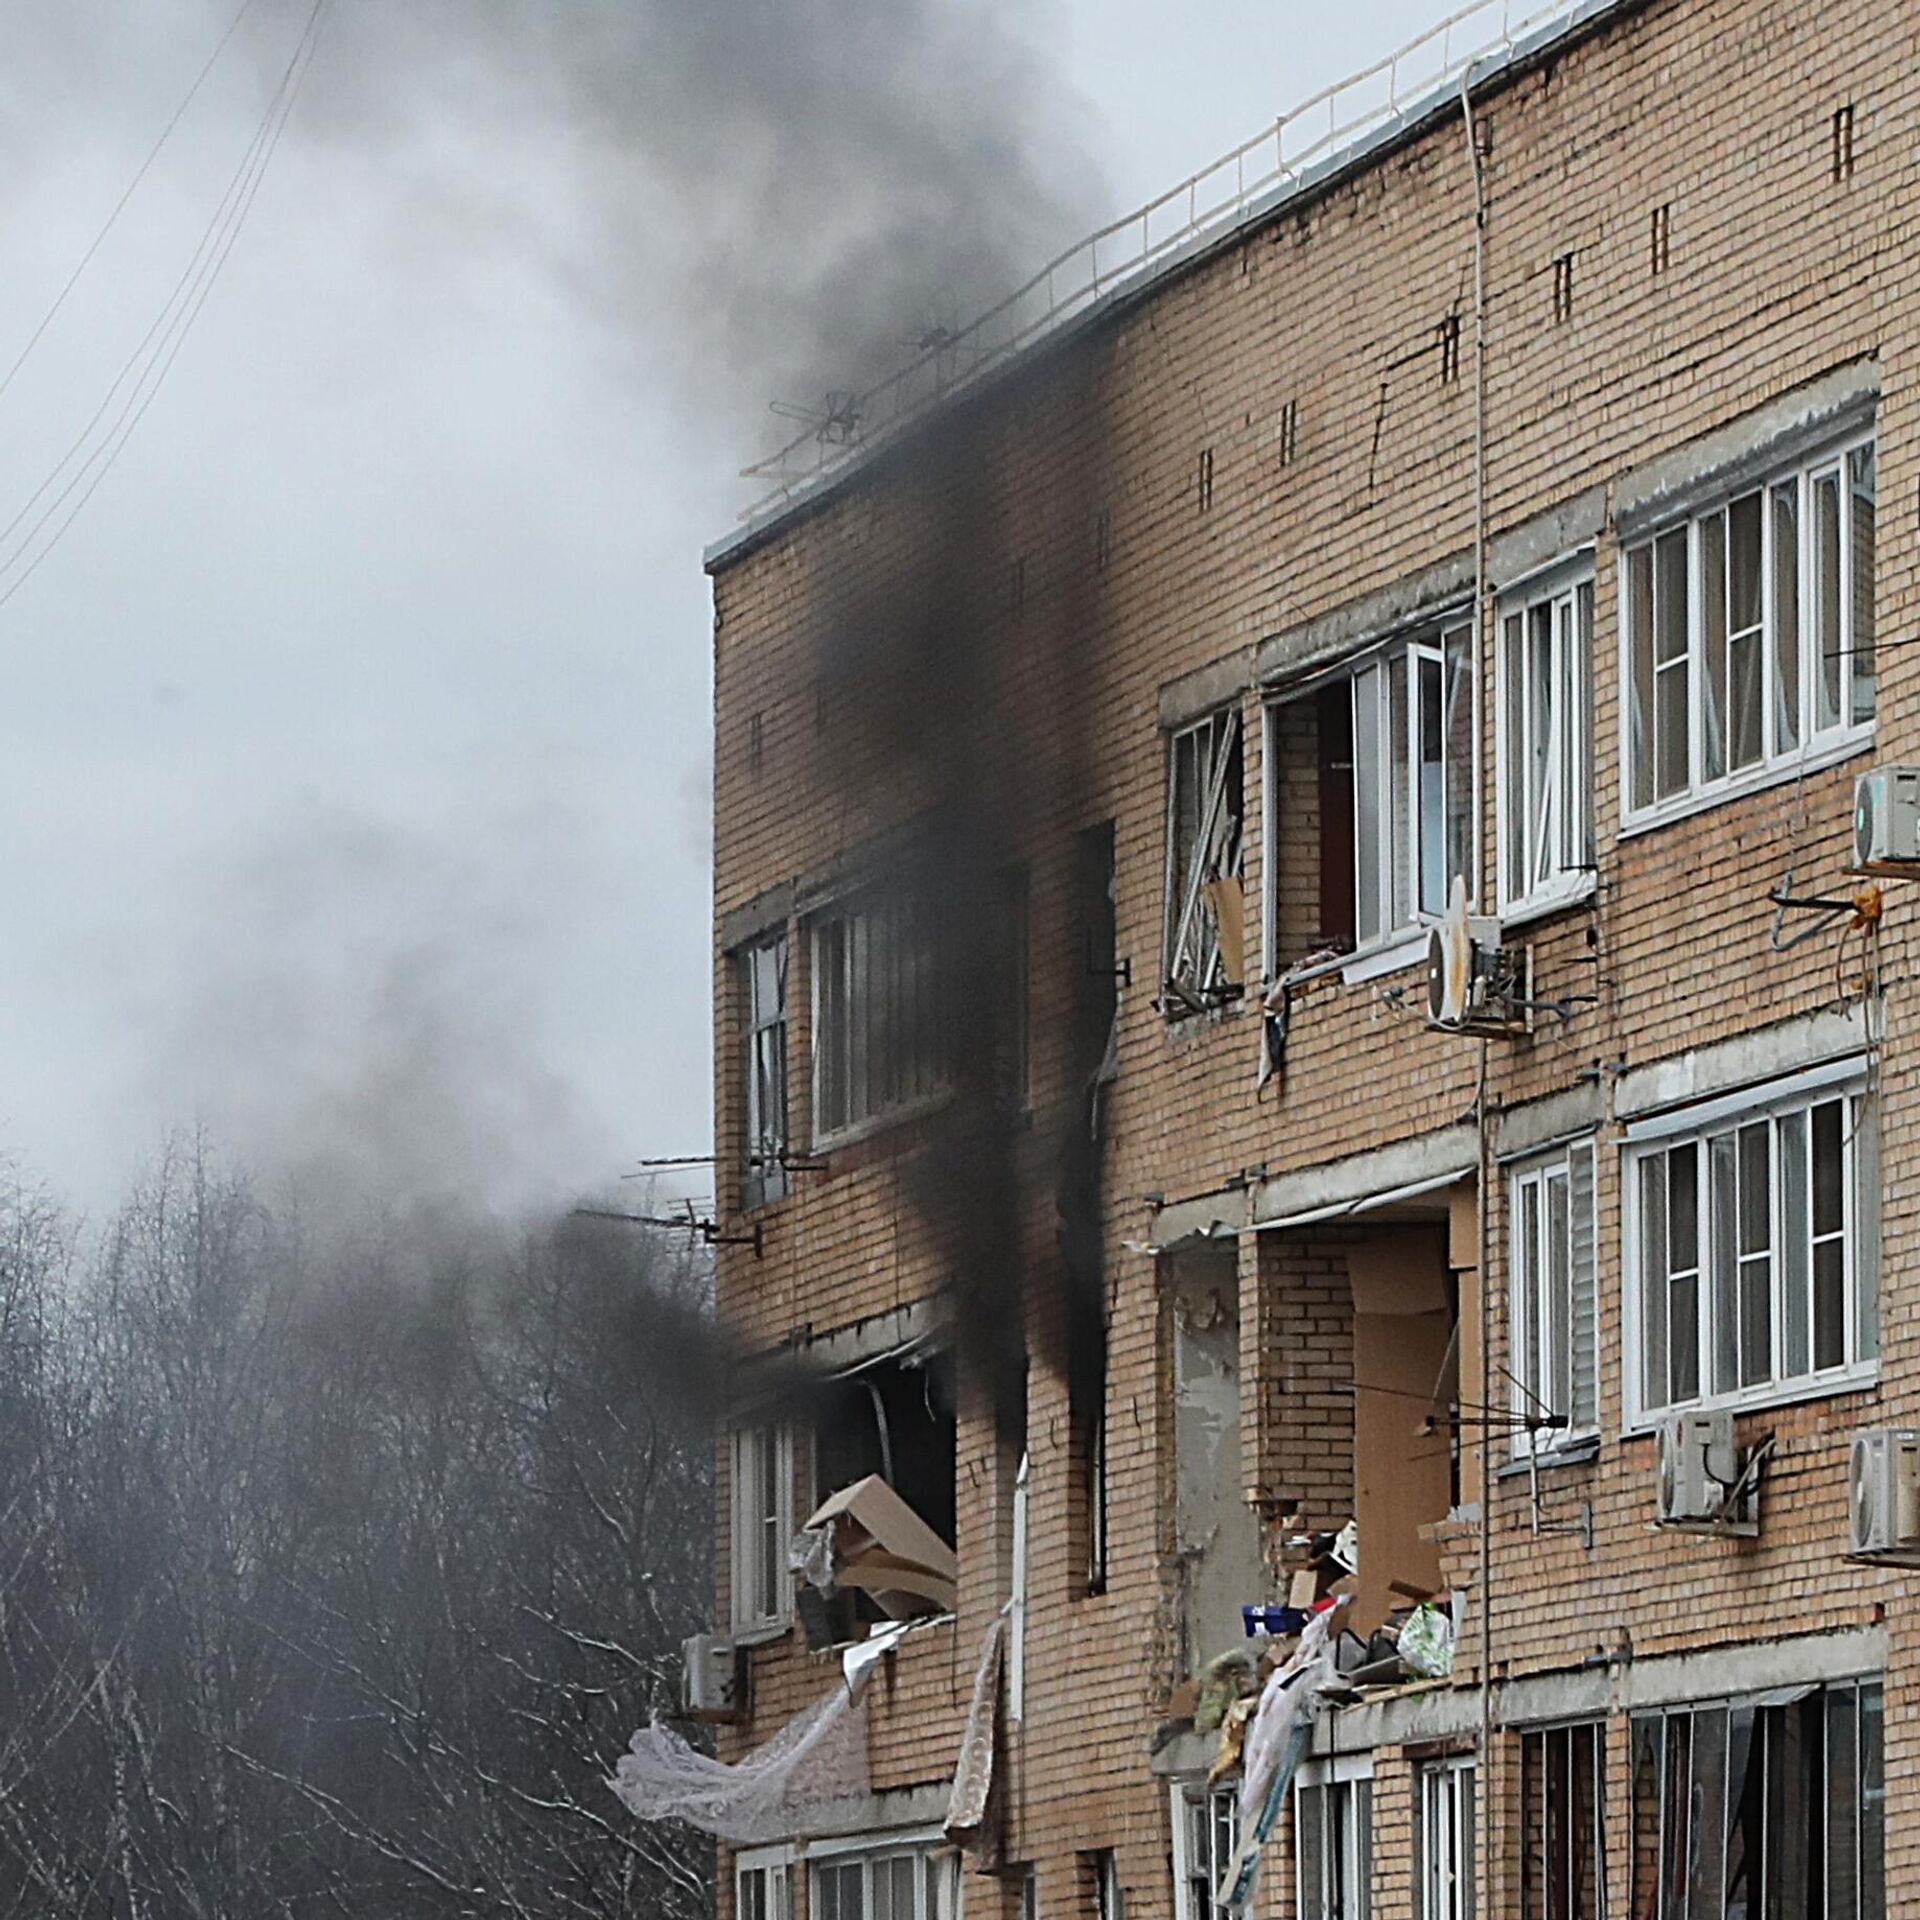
[690, 0, 1914, 1913]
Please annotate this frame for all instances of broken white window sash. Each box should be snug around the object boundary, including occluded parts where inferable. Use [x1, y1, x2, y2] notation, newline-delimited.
[1165, 708, 1244, 999]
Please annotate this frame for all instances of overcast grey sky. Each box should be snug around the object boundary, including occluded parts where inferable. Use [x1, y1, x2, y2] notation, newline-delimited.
[0, 0, 1447, 1217]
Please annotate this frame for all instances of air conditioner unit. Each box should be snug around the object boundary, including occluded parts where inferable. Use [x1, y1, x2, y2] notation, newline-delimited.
[1852, 768, 1920, 870]
[1848, 1429, 1920, 1559]
[679, 1632, 745, 1722]
[1655, 1410, 1756, 1533]
[1426, 876, 1521, 1032]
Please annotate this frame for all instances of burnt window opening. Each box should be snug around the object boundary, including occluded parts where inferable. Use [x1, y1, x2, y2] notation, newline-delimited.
[1833, 102, 1856, 181]
[1439, 312, 1463, 384]
[1552, 252, 1575, 325]
[1198, 446, 1215, 512]
[995, 866, 1030, 1115]
[1651, 203, 1672, 277]
[1068, 1299, 1108, 1595]
[1162, 708, 1246, 1015]
[1278, 398, 1300, 467]
[798, 1348, 958, 1647]
[740, 933, 788, 1210]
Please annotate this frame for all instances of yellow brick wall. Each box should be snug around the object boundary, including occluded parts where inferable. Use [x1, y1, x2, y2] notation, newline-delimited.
[705, 0, 1920, 1911]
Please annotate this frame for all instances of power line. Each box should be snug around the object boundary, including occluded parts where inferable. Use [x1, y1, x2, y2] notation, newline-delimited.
[0, 0, 330, 612]
[0, 0, 264, 410]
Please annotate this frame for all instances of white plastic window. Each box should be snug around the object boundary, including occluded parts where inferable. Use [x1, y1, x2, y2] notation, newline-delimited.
[729, 1424, 792, 1634]
[1297, 1761, 1373, 1920]
[1418, 1759, 1476, 1920]
[1171, 1783, 1239, 1920]
[1626, 1083, 1877, 1422]
[1352, 628, 1474, 947]
[1509, 1142, 1598, 1453]
[1498, 575, 1593, 912]
[1623, 438, 1875, 821]
[742, 935, 788, 1208]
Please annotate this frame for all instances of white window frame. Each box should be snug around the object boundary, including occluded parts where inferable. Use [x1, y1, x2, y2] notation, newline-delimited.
[1296, 1754, 1373, 1920]
[1349, 623, 1475, 951]
[729, 1423, 793, 1636]
[1417, 1757, 1476, 1920]
[737, 1847, 795, 1920]
[1170, 1781, 1239, 1920]
[1496, 564, 1594, 918]
[1508, 1140, 1598, 1456]
[1621, 1069, 1878, 1429]
[809, 1842, 962, 1920]
[1619, 433, 1876, 831]
[743, 934, 789, 1209]
[811, 887, 949, 1148]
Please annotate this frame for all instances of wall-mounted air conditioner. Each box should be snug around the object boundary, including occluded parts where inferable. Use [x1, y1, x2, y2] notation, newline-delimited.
[1655, 1409, 1758, 1534]
[1848, 1429, 1920, 1559]
[679, 1632, 745, 1722]
[1426, 877, 1524, 1033]
[1853, 768, 1920, 870]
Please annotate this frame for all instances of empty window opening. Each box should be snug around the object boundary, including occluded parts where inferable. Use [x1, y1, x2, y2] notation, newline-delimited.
[1552, 252, 1575, 325]
[748, 710, 765, 775]
[1651, 203, 1672, 276]
[1199, 446, 1215, 511]
[1630, 1681, 1884, 1920]
[1162, 708, 1246, 1012]
[741, 933, 789, 1209]
[1519, 1723, 1603, 1920]
[1279, 399, 1300, 467]
[1096, 505, 1114, 571]
[796, 1347, 958, 1646]
[1439, 312, 1462, 384]
[812, 883, 951, 1142]
[1070, 1295, 1109, 1595]
[1833, 103, 1856, 181]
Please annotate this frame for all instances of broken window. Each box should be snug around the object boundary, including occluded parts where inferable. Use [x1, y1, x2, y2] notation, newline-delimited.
[742, 934, 789, 1208]
[1417, 1758, 1476, 1920]
[1630, 1680, 1884, 1920]
[1518, 1723, 1603, 1920]
[1497, 572, 1593, 913]
[1162, 707, 1246, 1012]
[730, 1423, 793, 1634]
[1628, 1079, 1876, 1421]
[1085, 1848, 1122, 1920]
[1171, 1782, 1238, 1920]
[1624, 434, 1874, 820]
[1352, 625, 1474, 943]
[795, 1348, 958, 1646]
[1298, 1759, 1373, 1920]
[813, 886, 949, 1142]
[1508, 1142, 1597, 1453]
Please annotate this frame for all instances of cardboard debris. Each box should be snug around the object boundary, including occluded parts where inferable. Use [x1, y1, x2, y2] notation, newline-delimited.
[803, 1474, 959, 1619]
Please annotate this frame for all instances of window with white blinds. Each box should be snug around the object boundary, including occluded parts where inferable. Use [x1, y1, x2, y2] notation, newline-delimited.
[1509, 1141, 1598, 1453]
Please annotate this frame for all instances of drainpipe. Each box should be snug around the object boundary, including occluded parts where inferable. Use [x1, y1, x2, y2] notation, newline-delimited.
[1459, 57, 1495, 1920]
